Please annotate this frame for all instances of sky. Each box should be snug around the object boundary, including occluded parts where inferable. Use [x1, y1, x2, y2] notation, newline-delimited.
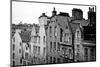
[12, 0, 95, 24]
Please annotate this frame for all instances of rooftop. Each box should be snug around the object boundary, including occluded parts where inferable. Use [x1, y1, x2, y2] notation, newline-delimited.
[19, 30, 31, 42]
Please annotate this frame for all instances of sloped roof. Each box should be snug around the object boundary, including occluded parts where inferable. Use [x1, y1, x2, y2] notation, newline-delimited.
[39, 13, 48, 19]
[70, 23, 80, 33]
[31, 24, 40, 37]
[71, 19, 89, 26]
[56, 16, 70, 29]
[19, 30, 31, 42]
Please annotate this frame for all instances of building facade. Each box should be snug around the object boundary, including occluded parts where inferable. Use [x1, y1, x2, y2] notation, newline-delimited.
[11, 30, 23, 66]
[11, 7, 96, 66]
[46, 8, 73, 64]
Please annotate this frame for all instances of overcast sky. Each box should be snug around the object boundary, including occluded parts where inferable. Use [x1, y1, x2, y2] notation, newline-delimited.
[12, 1, 95, 24]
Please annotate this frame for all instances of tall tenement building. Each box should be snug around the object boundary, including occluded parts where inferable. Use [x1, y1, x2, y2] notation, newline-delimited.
[46, 8, 73, 63]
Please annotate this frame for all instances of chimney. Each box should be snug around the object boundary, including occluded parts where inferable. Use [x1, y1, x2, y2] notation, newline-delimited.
[72, 8, 83, 20]
[52, 7, 57, 16]
[88, 7, 96, 25]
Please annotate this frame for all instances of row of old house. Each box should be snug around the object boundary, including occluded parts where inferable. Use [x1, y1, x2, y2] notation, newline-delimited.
[11, 7, 96, 67]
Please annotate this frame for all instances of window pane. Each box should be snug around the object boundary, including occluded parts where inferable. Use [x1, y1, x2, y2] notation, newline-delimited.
[13, 53, 15, 59]
[54, 42, 56, 50]
[13, 44, 15, 51]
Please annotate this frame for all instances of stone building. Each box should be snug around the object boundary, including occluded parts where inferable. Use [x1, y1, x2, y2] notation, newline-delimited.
[71, 7, 96, 62]
[46, 8, 73, 64]
[70, 23, 84, 62]
[11, 30, 23, 67]
[30, 24, 41, 64]
[38, 13, 49, 64]
[82, 25, 96, 61]
[11, 7, 96, 66]
[11, 29, 31, 67]
[19, 30, 31, 65]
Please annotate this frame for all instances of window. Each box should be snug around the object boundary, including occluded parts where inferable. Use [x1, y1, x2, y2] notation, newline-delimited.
[77, 44, 80, 48]
[57, 43, 60, 51]
[25, 53, 28, 60]
[69, 49, 72, 58]
[76, 53, 80, 61]
[50, 57, 52, 63]
[13, 61, 15, 66]
[20, 59, 22, 64]
[57, 58, 60, 63]
[53, 57, 56, 63]
[13, 53, 15, 59]
[34, 37, 37, 43]
[50, 42, 52, 52]
[67, 33, 70, 41]
[38, 36, 40, 44]
[44, 47, 46, 55]
[49, 26, 52, 36]
[33, 46, 35, 54]
[54, 42, 56, 50]
[64, 33, 71, 43]
[84, 48, 88, 61]
[43, 36, 45, 45]
[66, 25, 68, 29]
[77, 31, 80, 41]
[13, 44, 15, 51]
[26, 46, 28, 50]
[23, 61, 26, 65]
[54, 26, 57, 38]
[20, 42, 22, 46]
[38, 47, 40, 55]
[77, 45, 80, 52]
[13, 37, 15, 42]
[90, 48, 95, 61]
[60, 28, 63, 42]
[62, 47, 65, 55]
[19, 49, 21, 53]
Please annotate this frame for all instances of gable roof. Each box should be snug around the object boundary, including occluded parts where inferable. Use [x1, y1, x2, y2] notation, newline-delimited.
[19, 30, 31, 42]
[31, 24, 40, 37]
[70, 23, 80, 34]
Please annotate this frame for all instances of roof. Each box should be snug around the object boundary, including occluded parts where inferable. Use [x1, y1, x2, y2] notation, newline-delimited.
[70, 23, 80, 33]
[19, 30, 31, 42]
[71, 19, 90, 26]
[39, 13, 48, 19]
[72, 8, 83, 12]
[58, 12, 70, 17]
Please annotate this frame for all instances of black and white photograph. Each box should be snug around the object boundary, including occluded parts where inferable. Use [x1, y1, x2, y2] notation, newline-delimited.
[11, 0, 96, 67]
